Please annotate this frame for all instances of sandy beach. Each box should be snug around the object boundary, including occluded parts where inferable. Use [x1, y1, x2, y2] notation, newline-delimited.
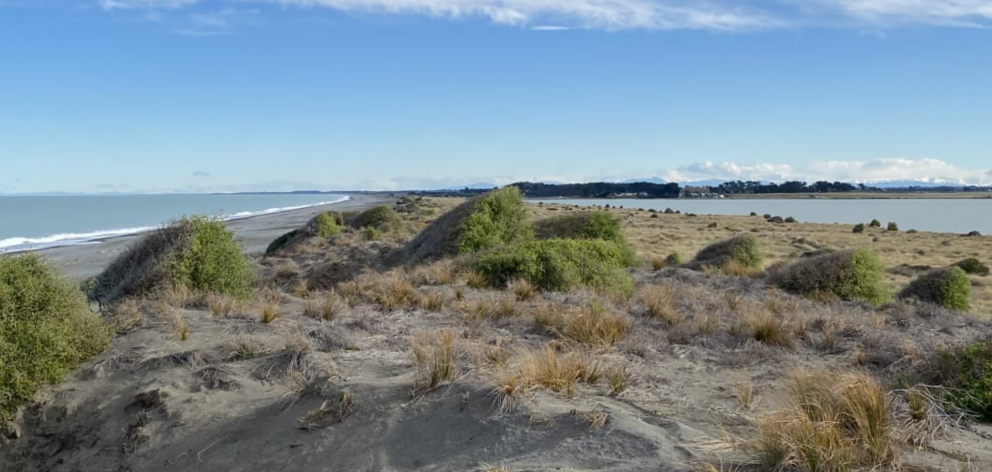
[40, 194, 394, 279]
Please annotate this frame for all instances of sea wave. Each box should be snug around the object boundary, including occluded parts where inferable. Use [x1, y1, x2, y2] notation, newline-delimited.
[0, 196, 350, 254]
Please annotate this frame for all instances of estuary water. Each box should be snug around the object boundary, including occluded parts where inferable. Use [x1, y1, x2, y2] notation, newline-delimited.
[0, 194, 349, 253]
[533, 197, 992, 235]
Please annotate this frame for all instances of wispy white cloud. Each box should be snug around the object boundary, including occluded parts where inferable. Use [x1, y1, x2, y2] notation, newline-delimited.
[89, 0, 992, 31]
[662, 158, 992, 185]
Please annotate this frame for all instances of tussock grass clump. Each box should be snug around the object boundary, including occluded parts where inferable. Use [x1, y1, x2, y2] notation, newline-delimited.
[687, 235, 762, 271]
[754, 371, 894, 472]
[91, 216, 255, 304]
[899, 267, 971, 311]
[0, 254, 110, 419]
[533, 211, 624, 244]
[955, 257, 989, 276]
[349, 206, 403, 233]
[770, 249, 890, 305]
[399, 187, 532, 264]
[517, 345, 601, 398]
[639, 284, 682, 325]
[411, 329, 457, 391]
[534, 302, 630, 347]
[509, 278, 538, 301]
[469, 239, 635, 296]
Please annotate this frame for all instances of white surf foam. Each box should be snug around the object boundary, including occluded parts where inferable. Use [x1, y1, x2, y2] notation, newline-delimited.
[0, 196, 351, 254]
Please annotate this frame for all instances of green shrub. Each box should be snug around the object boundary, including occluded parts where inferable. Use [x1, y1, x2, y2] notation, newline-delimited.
[770, 249, 890, 305]
[361, 226, 381, 241]
[265, 229, 300, 256]
[400, 187, 532, 264]
[1, 254, 110, 419]
[349, 206, 403, 233]
[899, 267, 971, 311]
[664, 252, 682, 266]
[534, 211, 624, 244]
[314, 212, 343, 238]
[853, 223, 866, 234]
[869, 219, 881, 228]
[458, 187, 533, 253]
[956, 258, 990, 276]
[688, 235, 762, 270]
[91, 216, 255, 303]
[469, 239, 635, 296]
[887, 222, 899, 232]
[923, 339, 992, 421]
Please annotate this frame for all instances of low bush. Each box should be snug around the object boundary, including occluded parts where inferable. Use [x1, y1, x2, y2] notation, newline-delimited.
[899, 267, 971, 311]
[313, 212, 343, 238]
[853, 223, 866, 234]
[687, 235, 762, 270]
[869, 219, 882, 227]
[361, 226, 382, 241]
[921, 339, 992, 421]
[265, 211, 345, 255]
[664, 252, 682, 266]
[90, 216, 255, 303]
[533, 211, 624, 244]
[1, 254, 110, 419]
[349, 206, 403, 233]
[770, 249, 890, 305]
[469, 239, 635, 296]
[265, 229, 301, 256]
[399, 187, 532, 264]
[887, 222, 899, 232]
[955, 257, 990, 276]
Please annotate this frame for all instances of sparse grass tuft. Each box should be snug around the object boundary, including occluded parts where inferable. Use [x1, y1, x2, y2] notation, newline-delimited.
[419, 289, 445, 311]
[465, 270, 489, 289]
[748, 310, 793, 348]
[259, 302, 280, 324]
[517, 344, 601, 398]
[205, 292, 236, 317]
[639, 284, 683, 326]
[0, 254, 110, 419]
[606, 366, 630, 396]
[534, 302, 629, 347]
[411, 329, 457, 391]
[734, 381, 756, 410]
[509, 278, 538, 301]
[899, 267, 971, 311]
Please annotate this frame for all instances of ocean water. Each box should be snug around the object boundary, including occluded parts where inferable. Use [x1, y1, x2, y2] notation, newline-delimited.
[0, 194, 349, 253]
[534, 198, 992, 235]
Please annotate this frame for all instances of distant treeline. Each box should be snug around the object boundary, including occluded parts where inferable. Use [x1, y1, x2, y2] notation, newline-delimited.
[511, 181, 681, 199]
[712, 180, 862, 194]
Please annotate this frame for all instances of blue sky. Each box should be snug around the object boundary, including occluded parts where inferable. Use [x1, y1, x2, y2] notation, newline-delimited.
[2, 0, 991, 193]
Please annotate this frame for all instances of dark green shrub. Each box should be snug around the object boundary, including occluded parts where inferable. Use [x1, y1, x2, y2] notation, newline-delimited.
[956, 258, 990, 276]
[265, 229, 300, 256]
[687, 235, 762, 270]
[469, 239, 635, 296]
[899, 267, 971, 311]
[266, 211, 346, 256]
[869, 219, 881, 228]
[887, 222, 899, 232]
[91, 216, 255, 303]
[784, 216, 797, 223]
[400, 187, 532, 264]
[922, 339, 992, 421]
[853, 224, 865, 234]
[770, 249, 890, 305]
[1, 254, 110, 419]
[534, 211, 624, 244]
[664, 252, 682, 266]
[349, 206, 403, 233]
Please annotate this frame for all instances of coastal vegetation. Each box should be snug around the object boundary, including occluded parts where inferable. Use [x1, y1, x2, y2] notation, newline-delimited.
[770, 249, 890, 305]
[900, 266, 972, 311]
[0, 254, 109, 419]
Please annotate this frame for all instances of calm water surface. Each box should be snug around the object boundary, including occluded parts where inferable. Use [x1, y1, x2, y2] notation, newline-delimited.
[534, 198, 992, 235]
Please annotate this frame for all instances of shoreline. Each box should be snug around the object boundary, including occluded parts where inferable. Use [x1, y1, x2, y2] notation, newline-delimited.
[38, 194, 394, 279]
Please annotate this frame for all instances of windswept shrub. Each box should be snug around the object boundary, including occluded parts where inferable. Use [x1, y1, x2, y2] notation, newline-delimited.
[1, 254, 110, 419]
[399, 187, 532, 264]
[920, 339, 992, 421]
[869, 219, 882, 228]
[533, 211, 624, 244]
[469, 239, 635, 296]
[899, 267, 971, 311]
[266, 211, 345, 255]
[886, 222, 899, 232]
[771, 249, 890, 305]
[687, 234, 762, 271]
[853, 223, 866, 234]
[955, 257, 990, 276]
[90, 216, 255, 303]
[349, 206, 403, 233]
[265, 229, 301, 256]
[664, 252, 682, 266]
[313, 212, 343, 238]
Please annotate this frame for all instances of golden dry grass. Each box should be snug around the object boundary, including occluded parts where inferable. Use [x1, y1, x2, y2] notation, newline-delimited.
[533, 302, 629, 347]
[205, 292, 236, 317]
[258, 301, 280, 324]
[411, 329, 457, 391]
